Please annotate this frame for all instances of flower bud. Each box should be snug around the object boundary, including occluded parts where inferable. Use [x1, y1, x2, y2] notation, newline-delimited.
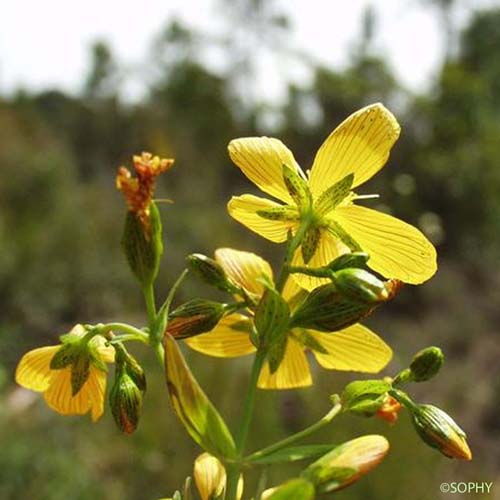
[290, 284, 376, 332]
[331, 269, 391, 304]
[302, 435, 389, 493]
[410, 404, 472, 460]
[409, 346, 444, 382]
[109, 369, 143, 434]
[187, 254, 237, 293]
[326, 252, 370, 272]
[121, 201, 163, 287]
[341, 380, 392, 417]
[166, 299, 226, 339]
[193, 453, 226, 500]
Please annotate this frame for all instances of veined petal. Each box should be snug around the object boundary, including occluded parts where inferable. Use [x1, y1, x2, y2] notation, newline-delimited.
[185, 314, 256, 358]
[228, 137, 304, 203]
[291, 230, 349, 291]
[87, 367, 107, 422]
[309, 323, 392, 373]
[334, 204, 437, 284]
[215, 248, 274, 296]
[308, 103, 400, 197]
[43, 367, 91, 417]
[15, 346, 59, 392]
[258, 338, 312, 390]
[194, 453, 226, 500]
[228, 195, 298, 243]
[91, 335, 116, 364]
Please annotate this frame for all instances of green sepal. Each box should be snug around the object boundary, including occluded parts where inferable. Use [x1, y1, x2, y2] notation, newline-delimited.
[326, 252, 370, 272]
[290, 284, 376, 332]
[256, 205, 299, 222]
[314, 173, 354, 215]
[70, 353, 91, 396]
[164, 333, 237, 459]
[186, 254, 239, 294]
[121, 201, 163, 288]
[248, 444, 337, 465]
[292, 330, 328, 354]
[341, 380, 391, 416]
[266, 478, 316, 500]
[49, 343, 79, 370]
[255, 287, 290, 373]
[327, 221, 362, 252]
[282, 164, 311, 208]
[301, 226, 321, 264]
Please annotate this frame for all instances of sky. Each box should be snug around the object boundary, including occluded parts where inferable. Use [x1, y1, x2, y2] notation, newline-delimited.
[1, 0, 498, 102]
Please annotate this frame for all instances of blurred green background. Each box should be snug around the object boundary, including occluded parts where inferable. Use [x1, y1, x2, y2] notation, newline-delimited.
[2, 1, 500, 499]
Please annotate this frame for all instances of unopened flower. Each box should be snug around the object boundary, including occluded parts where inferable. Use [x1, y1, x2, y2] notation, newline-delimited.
[227, 103, 436, 290]
[15, 325, 115, 421]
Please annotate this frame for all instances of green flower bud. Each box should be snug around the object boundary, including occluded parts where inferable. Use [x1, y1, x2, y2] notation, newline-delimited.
[301, 435, 389, 493]
[331, 269, 392, 304]
[186, 254, 237, 293]
[326, 252, 370, 272]
[410, 404, 472, 460]
[121, 201, 163, 288]
[290, 284, 376, 332]
[409, 346, 444, 382]
[109, 370, 143, 434]
[341, 380, 392, 417]
[166, 299, 226, 339]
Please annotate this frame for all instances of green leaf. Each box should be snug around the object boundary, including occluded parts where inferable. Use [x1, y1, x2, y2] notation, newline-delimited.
[314, 173, 354, 215]
[164, 334, 237, 459]
[255, 288, 290, 373]
[266, 478, 315, 500]
[248, 444, 337, 465]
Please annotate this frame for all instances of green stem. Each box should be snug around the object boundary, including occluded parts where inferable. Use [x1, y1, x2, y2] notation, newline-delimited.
[143, 283, 157, 329]
[276, 220, 312, 292]
[225, 351, 266, 500]
[245, 399, 342, 463]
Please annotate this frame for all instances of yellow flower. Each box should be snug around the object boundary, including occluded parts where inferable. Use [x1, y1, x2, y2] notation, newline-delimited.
[15, 325, 115, 421]
[185, 248, 392, 390]
[116, 152, 174, 230]
[227, 103, 437, 290]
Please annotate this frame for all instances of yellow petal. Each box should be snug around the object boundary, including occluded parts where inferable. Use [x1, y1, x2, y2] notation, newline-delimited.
[185, 313, 256, 358]
[91, 335, 116, 364]
[228, 137, 304, 203]
[15, 346, 59, 392]
[291, 230, 349, 291]
[333, 204, 437, 284]
[43, 365, 107, 421]
[308, 103, 400, 197]
[43, 367, 91, 417]
[194, 453, 226, 500]
[258, 338, 312, 389]
[227, 195, 298, 243]
[87, 367, 107, 422]
[309, 323, 392, 373]
[215, 247, 274, 296]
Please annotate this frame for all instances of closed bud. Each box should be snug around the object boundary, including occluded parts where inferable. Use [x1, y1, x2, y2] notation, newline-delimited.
[122, 201, 163, 288]
[263, 478, 315, 500]
[326, 252, 370, 272]
[290, 284, 376, 332]
[109, 369, 143, 434]
[409, 347, 444, 382]
[187, 254, 237, 293]
[302, 435, 389, 493]
[410, 404, 472, 460]
[166, 299, 226, 339]
[193, 453, 226, 500]
[332, 269, 392, 304]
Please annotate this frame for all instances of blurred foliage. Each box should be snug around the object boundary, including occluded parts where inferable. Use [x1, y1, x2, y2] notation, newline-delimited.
[1, 2, 500, 499]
